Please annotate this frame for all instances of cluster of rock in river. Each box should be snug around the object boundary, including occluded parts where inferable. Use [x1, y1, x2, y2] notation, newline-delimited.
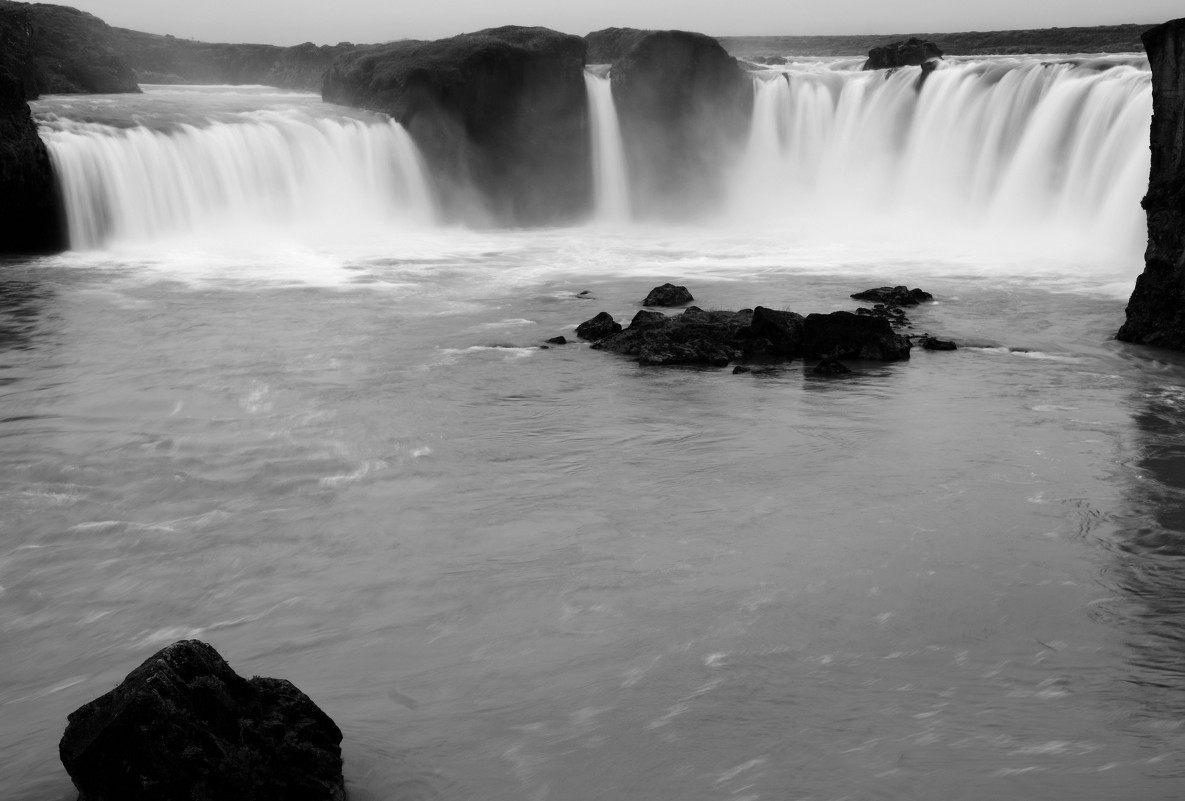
[555, 282, 957, 374]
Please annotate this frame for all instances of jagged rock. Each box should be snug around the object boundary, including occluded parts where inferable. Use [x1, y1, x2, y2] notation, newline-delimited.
[750, 306, 805, 356]
[803, 311, 912, 361]
[863, 38, 943, 70]
[920, 336, 957, 350]
[59, 639, 345, 801]
[642, 283, 694, 307]
[0, 69, 64, 253]
[850, 286, 933, 305]
[323, 26, 589, 226]
[813, 358, 853, 375]
[610, 30, 752, 218]
[1117, 17, 1185, 349]
[629, 309, 667, 328]
[576, 311, 623, 340]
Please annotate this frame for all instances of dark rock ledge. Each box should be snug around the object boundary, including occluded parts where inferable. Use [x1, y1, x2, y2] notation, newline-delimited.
[59, 639, 345, 801]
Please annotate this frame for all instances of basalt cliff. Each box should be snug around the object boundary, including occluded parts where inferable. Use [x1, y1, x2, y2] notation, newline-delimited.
[1118, 17, 1185, 349]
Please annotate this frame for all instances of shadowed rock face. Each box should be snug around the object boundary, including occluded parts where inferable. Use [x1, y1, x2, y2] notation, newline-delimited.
[323, 26, 590, 226]
[609, 30, 752, 219]
[0, 69, 64, 254]
[1118, 18, 1185, 349]
[584, 27, 652, 64]
[59, 639, 345, 801]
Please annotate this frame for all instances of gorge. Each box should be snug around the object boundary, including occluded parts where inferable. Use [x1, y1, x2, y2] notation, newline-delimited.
[5, 5, 1185, 801]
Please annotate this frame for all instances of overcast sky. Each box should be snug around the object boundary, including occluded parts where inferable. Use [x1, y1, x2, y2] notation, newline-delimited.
[67, 0, 1183, 46]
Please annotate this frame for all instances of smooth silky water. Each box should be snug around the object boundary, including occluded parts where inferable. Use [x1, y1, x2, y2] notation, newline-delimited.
[3, 64, 1184, 799]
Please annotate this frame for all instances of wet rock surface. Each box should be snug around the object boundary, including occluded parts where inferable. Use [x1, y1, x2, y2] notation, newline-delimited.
[803, 311, 912, 361]
[59, 639, 345, 801]
[576, 311, 624, 340]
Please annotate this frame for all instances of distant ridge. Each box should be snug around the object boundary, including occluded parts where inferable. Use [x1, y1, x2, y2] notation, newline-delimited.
[717, 24, 1153, 58]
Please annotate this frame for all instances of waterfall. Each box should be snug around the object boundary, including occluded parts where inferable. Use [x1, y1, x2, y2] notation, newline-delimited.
[583, 70, 631, 223]
[41, 109, 436, 250]
[731, 57, 1153, 265]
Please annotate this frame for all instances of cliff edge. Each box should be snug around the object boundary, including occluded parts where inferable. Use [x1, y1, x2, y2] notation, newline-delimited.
[1118, 18, 1185, 348]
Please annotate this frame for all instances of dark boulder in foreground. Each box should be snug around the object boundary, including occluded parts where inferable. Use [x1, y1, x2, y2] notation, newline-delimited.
[0, 70, 64, 254]
[863, 37, 943, 70]
[803, 311, 912, 361]
[1117, 17, 1185, 349]
[323, 26, 589, 226]
[609, 30, 752, 218]
[643, 283, 694, 307]
[59, 639, 345, 801]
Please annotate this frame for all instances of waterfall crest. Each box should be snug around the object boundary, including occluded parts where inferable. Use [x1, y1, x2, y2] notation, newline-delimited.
[583, 70, 631, 224]
[42, 109, 435, 250]
[731, 57, 1152, 263]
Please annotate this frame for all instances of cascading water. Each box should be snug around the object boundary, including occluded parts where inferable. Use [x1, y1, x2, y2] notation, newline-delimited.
[731, 56, 1152, 267]
[40, 91, 435, 250]
[583, 70, 631, 224]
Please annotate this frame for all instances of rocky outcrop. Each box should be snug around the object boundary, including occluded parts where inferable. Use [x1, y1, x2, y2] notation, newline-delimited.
[0, 1, 139, 97]
[0, 68, 63, 253]
[1117, 18, 1185, 349]
[609, 30, 752, 219]
[863, 37, 943, 70]
[59, 639, 345, 801]
[323, 26, 589, 226]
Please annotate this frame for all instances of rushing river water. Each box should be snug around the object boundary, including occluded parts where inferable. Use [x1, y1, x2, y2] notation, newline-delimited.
[3, 64, 1185, 799]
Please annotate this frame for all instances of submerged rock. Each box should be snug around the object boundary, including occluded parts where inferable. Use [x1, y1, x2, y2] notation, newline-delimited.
[642, 283, 694, 307]
[803, 311, 912, 361]
[323, 26, 589, 226]
[576, 311, 624, 340]
[813, 358, 853, 375]
[546, 335, 569, 345]
[59, 639, 345, 801]
[920, 335, 958, 351]
[1117, 17, 1185, 349]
